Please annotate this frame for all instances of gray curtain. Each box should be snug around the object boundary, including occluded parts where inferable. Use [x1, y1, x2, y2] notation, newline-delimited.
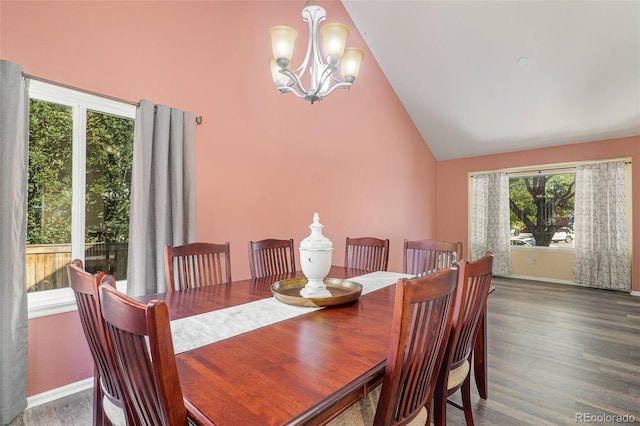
[127, 100, 197, 296]
[0, 60, 29, 424]
[573, 161, 630, 290]
[471, 172, 512, 276]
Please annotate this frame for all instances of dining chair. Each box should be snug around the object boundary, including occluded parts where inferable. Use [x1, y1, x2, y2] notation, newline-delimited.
[328, 266, 459, 426]
[67, 259, 127, 426]
[248, 238, 296, 279]
[99, 284, 214, 426]
[164, 242, 232, 291]
[344, 236, 390, 272]
[403, 239, 463, 276]
[433, 252, 494, 426]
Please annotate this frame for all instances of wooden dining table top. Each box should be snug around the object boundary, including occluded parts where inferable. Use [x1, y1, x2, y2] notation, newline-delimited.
[135, 266, 400, 425]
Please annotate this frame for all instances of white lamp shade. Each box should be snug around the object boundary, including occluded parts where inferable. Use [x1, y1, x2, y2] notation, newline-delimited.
[341, 47, 364, 80]
[269, 25, 297, 62]
[320, 23, 349, 62]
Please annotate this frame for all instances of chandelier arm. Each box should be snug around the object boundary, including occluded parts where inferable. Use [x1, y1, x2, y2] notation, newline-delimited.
[321, 81, 352, 97]
[304, 4, 327, 92]
[279, 86, 306, 99]
[313, 64, 337, 94]
[291, 13, 315, 77]
[280, 68, 308, 95]
[329, 74, 346, 83]
[292, 61, 309, 76]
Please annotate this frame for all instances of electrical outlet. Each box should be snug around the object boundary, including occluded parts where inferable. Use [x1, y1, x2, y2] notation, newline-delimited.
[527, 258, 536, 265]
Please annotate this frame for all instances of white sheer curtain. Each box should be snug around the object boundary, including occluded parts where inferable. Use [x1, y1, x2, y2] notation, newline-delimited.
[126, 100, 197, 296]
[0, 60, 29, 424]
[573, 161, 630, 290]
[471, 172, 512, 276]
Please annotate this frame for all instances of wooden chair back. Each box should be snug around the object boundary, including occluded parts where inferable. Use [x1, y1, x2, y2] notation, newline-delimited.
[344, 236, 390, 271]
[164, 242, 231, 291]
[67, 259, 127, 426]
[99, 284, 188, 426]
[248, 238, 295, 279]
[403, 239, 463, 276]
[374, 266, 459, 426]
[434, 252, 494, 426]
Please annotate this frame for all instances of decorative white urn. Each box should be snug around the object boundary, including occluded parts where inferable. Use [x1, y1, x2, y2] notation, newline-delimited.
[299, 213, 333, 298]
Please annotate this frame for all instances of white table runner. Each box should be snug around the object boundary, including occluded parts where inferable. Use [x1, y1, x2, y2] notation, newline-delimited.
[170, 271, 411, 354]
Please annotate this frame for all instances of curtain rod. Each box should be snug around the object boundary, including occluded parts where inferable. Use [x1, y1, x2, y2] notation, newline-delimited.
[469, 159, 631, 178]
[22, 72, 203, 125]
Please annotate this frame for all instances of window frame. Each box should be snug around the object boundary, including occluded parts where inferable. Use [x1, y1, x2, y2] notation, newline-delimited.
[469, 158, 631, 254]
[28, 81, 135, 319]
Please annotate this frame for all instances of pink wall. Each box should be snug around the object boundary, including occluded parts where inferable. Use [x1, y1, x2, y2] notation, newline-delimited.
[2, 1, 436, 395]
[27, 312, 93, 394]
[435, 135, 640, 292]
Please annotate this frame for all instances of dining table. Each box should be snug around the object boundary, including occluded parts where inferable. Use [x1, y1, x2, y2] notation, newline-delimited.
[135, 266, 489, 425]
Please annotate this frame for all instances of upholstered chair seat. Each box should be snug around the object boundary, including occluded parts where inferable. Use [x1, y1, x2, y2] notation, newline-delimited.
[101, 396, 125, 426]
[447, 360, 471, 390]
[328, 386, 428, 426]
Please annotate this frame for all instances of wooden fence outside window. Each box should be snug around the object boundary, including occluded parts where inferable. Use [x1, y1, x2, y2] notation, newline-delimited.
[26, 243, 128, 292]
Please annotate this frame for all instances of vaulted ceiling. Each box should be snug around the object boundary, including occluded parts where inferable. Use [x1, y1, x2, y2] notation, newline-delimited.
[342, 1, 640, 160]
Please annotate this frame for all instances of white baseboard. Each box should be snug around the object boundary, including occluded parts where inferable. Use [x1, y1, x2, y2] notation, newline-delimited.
[27, 377, 93, 409]
[505, 274, 637, 295]
[504, 274, 575, 285]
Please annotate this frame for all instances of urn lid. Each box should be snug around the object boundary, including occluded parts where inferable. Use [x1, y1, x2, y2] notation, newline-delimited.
[300, 213, 333, 250]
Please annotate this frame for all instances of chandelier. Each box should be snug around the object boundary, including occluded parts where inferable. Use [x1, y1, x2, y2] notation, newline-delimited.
[268, 1, 364, 104]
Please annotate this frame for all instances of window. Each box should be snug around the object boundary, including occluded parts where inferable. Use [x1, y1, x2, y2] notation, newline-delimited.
[27, 81, 135, 317]
[509, 171, 575, 247]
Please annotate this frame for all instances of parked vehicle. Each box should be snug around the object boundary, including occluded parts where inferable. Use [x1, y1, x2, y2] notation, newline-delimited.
[510, 237, 535, 246]
[552, 228, 574, 243]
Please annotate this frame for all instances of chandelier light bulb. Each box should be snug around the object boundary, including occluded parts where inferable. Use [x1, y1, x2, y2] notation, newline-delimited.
[341, 47, 364, 82]
[320, 22, 349, 65]
[269, 25, 297, 65]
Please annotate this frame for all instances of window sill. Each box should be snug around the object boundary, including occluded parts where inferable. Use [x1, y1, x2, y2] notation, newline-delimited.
[510, 246, 575, 253]
[28, 281, 128, 319]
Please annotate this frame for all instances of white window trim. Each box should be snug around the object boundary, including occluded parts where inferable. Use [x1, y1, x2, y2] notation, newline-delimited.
[27, 81, 135, 319]
[29, 81, 135, 120]
[28, 281, 128, 319]
[509, 245, 574, 253]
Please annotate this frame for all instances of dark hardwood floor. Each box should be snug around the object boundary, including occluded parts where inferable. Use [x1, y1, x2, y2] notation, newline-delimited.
[8, 390, 92, 426]
[445, 277, 640, 426]
[9, 277, 640, 425]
